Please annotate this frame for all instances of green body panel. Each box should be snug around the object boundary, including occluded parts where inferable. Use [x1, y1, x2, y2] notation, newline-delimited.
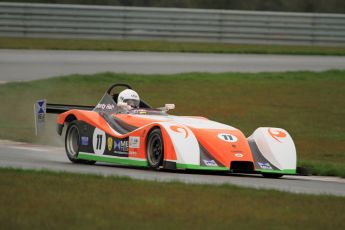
[78, 152, 148, 167]
[256, 169, 296, 174]
[176, 163, 296, 174]
[176, 163, 228, 171]
[78, 153, 296, 174]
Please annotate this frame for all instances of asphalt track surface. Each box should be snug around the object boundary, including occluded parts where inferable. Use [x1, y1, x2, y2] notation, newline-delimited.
[1, 49, 345, 82]
[1, 140, 345, 197]
[1, 50, 345, 196]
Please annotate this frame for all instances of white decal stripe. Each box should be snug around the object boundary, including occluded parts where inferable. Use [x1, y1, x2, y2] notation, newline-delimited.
[9, 146, 49, 152]
[158, 122, 200, 165]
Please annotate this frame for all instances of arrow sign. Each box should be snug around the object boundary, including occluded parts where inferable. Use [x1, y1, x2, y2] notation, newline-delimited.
[34, 99, 46, 135]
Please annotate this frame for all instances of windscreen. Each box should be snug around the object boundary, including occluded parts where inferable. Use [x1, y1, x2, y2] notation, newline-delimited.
[93, 93, 120, 115]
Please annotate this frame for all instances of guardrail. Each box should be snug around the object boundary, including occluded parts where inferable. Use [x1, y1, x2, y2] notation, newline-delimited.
[1, 2, 345, 46]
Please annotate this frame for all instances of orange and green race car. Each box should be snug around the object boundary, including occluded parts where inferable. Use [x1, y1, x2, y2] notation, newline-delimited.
[36, 83, 297, 178]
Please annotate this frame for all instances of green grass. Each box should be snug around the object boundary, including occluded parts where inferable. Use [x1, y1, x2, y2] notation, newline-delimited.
[0, 168, 344, 230]
[1, 37, 345, 55]
[299, 161, 345, 177]
[0, 70, 344, 176]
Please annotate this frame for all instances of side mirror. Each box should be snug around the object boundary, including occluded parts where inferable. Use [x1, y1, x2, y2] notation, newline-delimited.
[165, 104, 175, 111]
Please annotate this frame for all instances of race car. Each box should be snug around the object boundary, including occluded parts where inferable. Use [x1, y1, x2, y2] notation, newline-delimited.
[36, 83, 297, 178]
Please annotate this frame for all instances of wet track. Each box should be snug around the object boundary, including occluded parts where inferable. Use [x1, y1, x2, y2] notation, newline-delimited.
[1, 49, 345, 196]
[1, 140, 344, 197]
[1, 49, 345, 82]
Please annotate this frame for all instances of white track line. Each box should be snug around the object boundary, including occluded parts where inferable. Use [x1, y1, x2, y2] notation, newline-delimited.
[9, 146, 50, 152]
[1, 139, 345, 185]
[285, 175, 345, 184]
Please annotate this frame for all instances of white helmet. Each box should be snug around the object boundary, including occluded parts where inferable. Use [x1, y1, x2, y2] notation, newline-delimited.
[118, 89, 140, 108]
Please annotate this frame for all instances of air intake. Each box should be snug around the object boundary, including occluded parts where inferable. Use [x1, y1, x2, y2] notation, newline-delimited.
[230, 161, 254, 172]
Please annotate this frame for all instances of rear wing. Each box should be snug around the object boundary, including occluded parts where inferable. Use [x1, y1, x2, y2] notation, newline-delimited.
[34, 99, 94, 135]
[46, 103, 94, 114]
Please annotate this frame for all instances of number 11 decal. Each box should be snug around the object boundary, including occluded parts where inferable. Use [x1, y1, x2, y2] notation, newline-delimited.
[93, 128, 106, 155]
[96, 134, 103, 150]
[217, 133, 238, 143]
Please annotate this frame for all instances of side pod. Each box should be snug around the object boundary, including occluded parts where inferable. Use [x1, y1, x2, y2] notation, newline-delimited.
[248, 127, 297, 174]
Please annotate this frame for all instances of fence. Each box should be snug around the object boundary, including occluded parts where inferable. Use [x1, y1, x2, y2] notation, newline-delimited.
[1, 2, 345, 46]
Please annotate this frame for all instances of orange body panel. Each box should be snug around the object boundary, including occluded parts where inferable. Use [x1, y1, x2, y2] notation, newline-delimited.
[191, 128, 254, 168]
[58, 110, 112, 134]
[57, 110, 178, 162]
[58, 110, 254, 168]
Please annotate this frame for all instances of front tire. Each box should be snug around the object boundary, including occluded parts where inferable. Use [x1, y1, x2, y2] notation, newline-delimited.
[146, 128, 164, 169]
[65, 121, 95, 164]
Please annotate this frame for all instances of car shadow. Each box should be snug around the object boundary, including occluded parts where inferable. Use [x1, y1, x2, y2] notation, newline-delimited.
[90, 162, 296, 180]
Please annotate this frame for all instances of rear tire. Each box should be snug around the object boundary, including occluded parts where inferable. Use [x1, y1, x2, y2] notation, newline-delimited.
[146, 128, 164, 169]
[262, 173, 283, 178]
[65, 121, 95, 164]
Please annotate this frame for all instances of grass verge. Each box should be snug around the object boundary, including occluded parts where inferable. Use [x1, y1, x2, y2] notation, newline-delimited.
[0, 167, 344, 230]
[1, 37, 345, 55]
[0, 70, 344, 177]
[299, 161, 345, 178]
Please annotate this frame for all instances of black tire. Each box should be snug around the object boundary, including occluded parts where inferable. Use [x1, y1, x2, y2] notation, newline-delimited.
[262, 173, 283, 178]
[146, 128, 164, 169]
[65, 121, 96, 164]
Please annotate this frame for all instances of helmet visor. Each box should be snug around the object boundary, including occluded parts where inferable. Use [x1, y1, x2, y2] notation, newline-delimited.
[124, 99, 140, 108]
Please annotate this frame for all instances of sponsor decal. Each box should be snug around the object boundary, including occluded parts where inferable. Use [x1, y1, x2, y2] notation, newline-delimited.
[107, 137, 113, 152]
[95, 103, 115, 110]
[234, 153, 244, 158]
[129, 136, 140, 149]
[129, 150, 139, 155]
[203, 159, 218, 167]
[170, 125, 189, 138]
[268, 128, 287, 143]
[114, 140, 128, 154]
[34, 99, 46, 135]
[92, 128, 106, 155]
[218, 133, 238, 143]
[81, 136, 89, 146]
[258, 162, 273, 170]
[36, 100, 46, 121]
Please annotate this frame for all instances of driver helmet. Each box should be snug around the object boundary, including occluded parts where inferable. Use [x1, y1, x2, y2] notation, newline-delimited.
[118, 89, 140, 108]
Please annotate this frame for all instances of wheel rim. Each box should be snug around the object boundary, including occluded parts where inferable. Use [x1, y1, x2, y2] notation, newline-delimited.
[148, 133, 163, 166]
[67, 126, 79, 158]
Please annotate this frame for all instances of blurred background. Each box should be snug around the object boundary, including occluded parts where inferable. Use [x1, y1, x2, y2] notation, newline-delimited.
[0, 1, 345, 229]
[1, 0, 345, 13]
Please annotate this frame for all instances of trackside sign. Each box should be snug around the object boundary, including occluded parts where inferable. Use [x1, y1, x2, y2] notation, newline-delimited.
[34, 99, 46, 135]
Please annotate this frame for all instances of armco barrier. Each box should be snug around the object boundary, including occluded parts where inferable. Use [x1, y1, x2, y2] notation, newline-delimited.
[0, 2, 344, 46]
